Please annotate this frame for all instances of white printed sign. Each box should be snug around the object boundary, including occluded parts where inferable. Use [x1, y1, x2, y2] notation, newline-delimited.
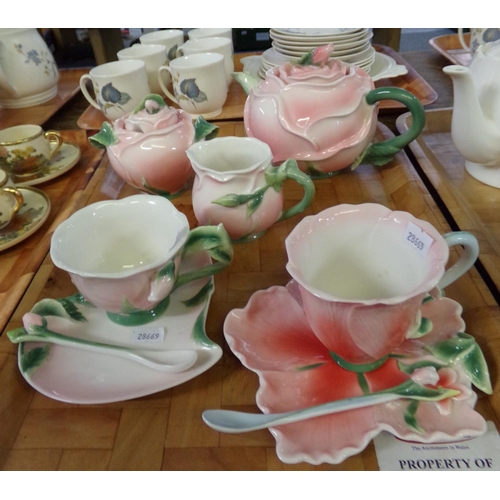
[374, 421, 500, 471]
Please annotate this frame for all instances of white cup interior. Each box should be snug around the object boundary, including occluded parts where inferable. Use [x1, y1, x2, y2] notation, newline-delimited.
[286, 205, 447, 302]
[181, 37, 232, 52]
[140, 29, 184, 44]
[188, 137, 271, 173]
[170, 52, 223, 69]
[51, 196, 189, 277]
[90, 59, 145, 77]
[188, 28, 232, 40]
[0, 124, 42, 144]
[118, 44, 166, 58]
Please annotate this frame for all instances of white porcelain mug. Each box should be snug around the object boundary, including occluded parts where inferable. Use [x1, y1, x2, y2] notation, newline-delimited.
[0, 124, 63, 180]
[140, 29, 184, 64]
[285, 203, 479, 364]
[458, 28, 500, 54]
[0, 169, 23, 229]
[50, 194, 233, 326]
[177, 37, 234, 86]
[158, 52, 228, 119]
[188, 28, 233, 44]
[117, 44, 168, 95]
[188, 137, 315, 242]
[79, 60, 151, 120]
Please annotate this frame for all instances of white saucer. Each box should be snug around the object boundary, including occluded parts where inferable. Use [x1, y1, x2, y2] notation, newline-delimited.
[13, 252, 222, 404]
[369, 52, 408, 81]
[15, 142, 81, 187]
[250, 51, 406, 83]
[0, 187, 50, 252]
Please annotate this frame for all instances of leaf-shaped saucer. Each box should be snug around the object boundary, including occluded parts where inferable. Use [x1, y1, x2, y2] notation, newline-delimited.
[10, 252, 221, 404]
[222, 282, 491, 465]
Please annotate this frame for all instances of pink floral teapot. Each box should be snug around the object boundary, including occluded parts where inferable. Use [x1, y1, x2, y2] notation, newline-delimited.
[233, 44, 425, 178]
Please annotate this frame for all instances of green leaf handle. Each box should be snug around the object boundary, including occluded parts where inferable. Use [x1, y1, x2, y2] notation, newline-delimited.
[174, 224, 234, 290]
[352, 87, 426, 169]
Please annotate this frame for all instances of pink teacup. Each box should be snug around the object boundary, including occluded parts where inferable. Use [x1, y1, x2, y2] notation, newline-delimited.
[50, 194, 233, 325]
[285, 203, 479, 364]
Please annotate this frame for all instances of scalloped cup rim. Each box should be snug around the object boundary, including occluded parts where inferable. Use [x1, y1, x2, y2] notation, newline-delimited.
[285, 203, 450, 306]
[50, 194, 190, 279]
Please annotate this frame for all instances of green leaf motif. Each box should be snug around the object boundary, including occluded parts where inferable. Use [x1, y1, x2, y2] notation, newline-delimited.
[191, 308, 217, 348]
[407, 316, 433, 339]
[246, 190, 265, 217]
[58, 297, 88, 322]
[404, 400, 424, 433]
[32, 298, 71, 319]
[426, 333, 492, 394]
[212, 193, 244, 207]
[352, 142, 402, 170]
[20, 344, 51, 375]
[182, 280, 214, 308]
[132, 94, 166, 114]
[295, 50, 314, 66]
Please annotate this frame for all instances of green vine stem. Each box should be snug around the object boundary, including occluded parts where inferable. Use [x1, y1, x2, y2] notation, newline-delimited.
[212, 158, 315, 221]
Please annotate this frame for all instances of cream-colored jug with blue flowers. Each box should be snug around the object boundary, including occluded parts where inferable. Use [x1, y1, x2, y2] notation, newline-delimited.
[0, 28, 59, 108]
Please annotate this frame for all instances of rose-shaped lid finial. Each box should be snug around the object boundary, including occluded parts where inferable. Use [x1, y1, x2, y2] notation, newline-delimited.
[295, 43, 335, 67]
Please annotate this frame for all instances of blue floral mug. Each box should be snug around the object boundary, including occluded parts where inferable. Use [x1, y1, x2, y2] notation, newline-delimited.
[79, 60, 151, 120]
[158, 52, 228, 119]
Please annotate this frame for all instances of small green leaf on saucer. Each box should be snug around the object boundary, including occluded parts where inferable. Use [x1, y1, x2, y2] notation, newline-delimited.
[20, 344, 51, 375]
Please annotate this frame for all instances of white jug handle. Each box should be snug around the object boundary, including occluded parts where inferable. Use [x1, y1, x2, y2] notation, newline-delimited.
[458, 28, 470, 51]
[79, 74, 101, 111]
[157, 65, 178, 105]
[438, 232, 479, 289]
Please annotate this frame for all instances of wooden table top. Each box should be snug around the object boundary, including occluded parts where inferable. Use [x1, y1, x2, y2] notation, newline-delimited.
[1, 121, 499, 471]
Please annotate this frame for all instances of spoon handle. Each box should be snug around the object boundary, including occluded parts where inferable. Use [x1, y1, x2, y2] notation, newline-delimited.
[202, 392, 400, 433]
[8, 329, 197, 373]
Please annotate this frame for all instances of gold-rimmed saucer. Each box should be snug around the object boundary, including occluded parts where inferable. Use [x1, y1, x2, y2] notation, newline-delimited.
[14, 142, 81, 187]
[0, 187, 50, 251]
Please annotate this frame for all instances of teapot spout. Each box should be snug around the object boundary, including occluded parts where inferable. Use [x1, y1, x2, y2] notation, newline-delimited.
[231, 71, 259, 96]
[88, 122, 118, 150]
[444, 64, 500, 165]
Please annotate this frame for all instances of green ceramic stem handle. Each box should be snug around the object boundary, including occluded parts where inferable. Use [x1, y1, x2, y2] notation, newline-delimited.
[353, 87, 426, 168]
[174, 224, 234, 290]
[276, 159, 316, 222]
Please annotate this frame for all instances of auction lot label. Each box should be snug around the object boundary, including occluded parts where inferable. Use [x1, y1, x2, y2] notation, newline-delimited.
[374, 421, 500, 471]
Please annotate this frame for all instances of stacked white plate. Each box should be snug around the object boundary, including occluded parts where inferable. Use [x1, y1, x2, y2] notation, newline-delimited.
[260, 28, 376, 78]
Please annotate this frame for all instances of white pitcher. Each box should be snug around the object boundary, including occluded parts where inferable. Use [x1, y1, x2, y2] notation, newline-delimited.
[0, 28, 59, 108]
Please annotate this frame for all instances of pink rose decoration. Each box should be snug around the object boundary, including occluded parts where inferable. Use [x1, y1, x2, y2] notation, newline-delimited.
[107, 103, 195, 196]
[243, 47, 376, 175]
